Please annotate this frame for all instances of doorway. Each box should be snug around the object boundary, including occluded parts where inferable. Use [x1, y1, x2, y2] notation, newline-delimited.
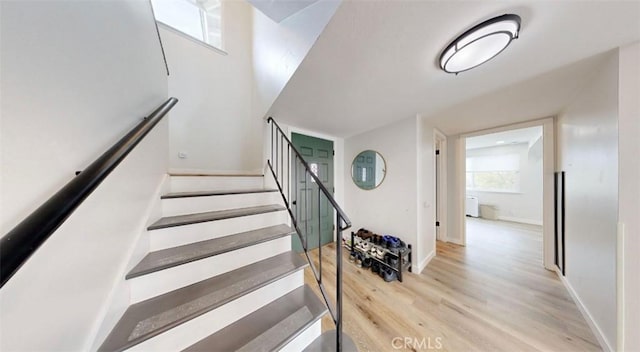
[458, 120, 555, 270]
[291, 132, 334, 252]
[465, 125, 544, 267]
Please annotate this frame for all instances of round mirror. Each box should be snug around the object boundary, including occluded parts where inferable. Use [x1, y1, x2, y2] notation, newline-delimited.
[351, 150, 386, 190]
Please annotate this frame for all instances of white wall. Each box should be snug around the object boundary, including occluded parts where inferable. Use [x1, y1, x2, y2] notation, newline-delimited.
[162, 0, 262, 174]
[618, 41, 640, 352]
[344, 116, 435, 273]
[0, 1, 168, 350]
[466, 142, 543, 225]
[252, 0, 340, 120]
[344, 117, 416, 272]
[556, 51, 619, 351]
[164, 0, 339, 174]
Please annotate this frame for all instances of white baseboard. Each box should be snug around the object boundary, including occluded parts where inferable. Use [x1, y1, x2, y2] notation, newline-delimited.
[436, 232, 448, 243]
[556, 269, 613, 352]
[418, 250, 435, 274]
[445, 237, 464, 245]
[496, 215, 543, 226]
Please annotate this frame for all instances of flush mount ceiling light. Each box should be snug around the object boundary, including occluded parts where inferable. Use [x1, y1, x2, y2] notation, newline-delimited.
[439, 14, 521, 74]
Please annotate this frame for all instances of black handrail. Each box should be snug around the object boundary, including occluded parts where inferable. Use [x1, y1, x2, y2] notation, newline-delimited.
[0, 97, 179, 288]
[267, 118, 350, 229]
[266, 117, 351, 351]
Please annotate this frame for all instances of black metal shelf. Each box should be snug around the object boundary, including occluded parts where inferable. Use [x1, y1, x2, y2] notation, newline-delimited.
[349, 232, 412, 282]
[352, 246, 411, 272]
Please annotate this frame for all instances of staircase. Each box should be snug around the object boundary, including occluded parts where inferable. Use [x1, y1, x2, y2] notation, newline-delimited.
[0, 97, 351, 350]
[98, 174, 328, 351]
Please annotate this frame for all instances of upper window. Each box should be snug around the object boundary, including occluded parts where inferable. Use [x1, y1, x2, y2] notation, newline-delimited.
[466, 154, 520, 192]
[151, 0, 222, 50]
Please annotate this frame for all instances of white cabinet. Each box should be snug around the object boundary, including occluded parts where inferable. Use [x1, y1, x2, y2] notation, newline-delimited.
[465, 196, 479, 217]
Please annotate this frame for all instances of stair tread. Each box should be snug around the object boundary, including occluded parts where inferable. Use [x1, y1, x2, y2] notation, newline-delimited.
[99, 251, 307, 352]
[162, 188, 278, 199]
[148, 204, 285, 230]
[184, 285, 327, 352]
[127, 224, 295, 279]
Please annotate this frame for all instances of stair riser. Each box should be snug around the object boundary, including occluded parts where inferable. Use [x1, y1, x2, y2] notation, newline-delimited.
[125, 271, 304, 352]
[129, 236, 292, 303]
[280, 319, 322, 352]
[169, 176, 264, 193]
[161, 192, 282, 217]
[149, 211, 290, 250]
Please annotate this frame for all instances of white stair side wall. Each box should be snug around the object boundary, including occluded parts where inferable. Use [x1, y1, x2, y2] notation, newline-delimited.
[125, 271, 304, 352]
[161, 192, 282, 216]
[90, 174, 170, 350]
[149, 210, 290, 250]
[129, 236, 291, 303]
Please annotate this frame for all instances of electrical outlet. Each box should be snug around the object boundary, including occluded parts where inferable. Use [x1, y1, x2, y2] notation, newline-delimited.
[178, 152, 188, 159]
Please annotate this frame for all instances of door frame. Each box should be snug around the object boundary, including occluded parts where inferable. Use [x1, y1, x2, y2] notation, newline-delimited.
[286, 125, 343, 242]
[434, 129, 448, 242]
[457, 117, 555, 270]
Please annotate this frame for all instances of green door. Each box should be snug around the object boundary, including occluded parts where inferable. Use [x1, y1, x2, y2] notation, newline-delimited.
[291, 133, 334, 252]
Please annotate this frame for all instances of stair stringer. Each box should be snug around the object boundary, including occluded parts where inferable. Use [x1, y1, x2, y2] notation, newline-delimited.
[88, 174, 170, 351]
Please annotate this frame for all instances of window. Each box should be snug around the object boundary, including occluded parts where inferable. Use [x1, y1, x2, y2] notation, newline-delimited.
[151, 0, 222, 50]
[310, 163, 318, 183]
[466, 154, 520, 192]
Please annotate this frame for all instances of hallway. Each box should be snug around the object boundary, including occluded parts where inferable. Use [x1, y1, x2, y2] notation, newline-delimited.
[306, 221, 600, 351]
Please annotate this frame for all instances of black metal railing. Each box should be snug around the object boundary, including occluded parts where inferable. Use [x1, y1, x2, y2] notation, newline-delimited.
[266, 117, 351, 351]
[0, 97, 179, 288]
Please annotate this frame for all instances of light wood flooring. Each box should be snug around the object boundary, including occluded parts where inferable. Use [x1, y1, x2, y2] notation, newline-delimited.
[303, 218, 601, 351]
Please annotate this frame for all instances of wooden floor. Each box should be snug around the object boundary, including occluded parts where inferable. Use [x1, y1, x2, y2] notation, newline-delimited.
[304, 218, 601, 351]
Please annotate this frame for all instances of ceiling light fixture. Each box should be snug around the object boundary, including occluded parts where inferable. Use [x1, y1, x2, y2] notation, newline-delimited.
[439, 14, 521, 74]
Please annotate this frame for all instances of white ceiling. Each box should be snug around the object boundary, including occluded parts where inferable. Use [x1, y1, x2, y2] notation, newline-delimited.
[247, 0, 321, 22]
[466, 126, 542, 150]
[267, 0, 640, 138]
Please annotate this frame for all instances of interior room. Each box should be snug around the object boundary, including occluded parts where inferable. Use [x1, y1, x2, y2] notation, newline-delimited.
[464, 126, 544, 263]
